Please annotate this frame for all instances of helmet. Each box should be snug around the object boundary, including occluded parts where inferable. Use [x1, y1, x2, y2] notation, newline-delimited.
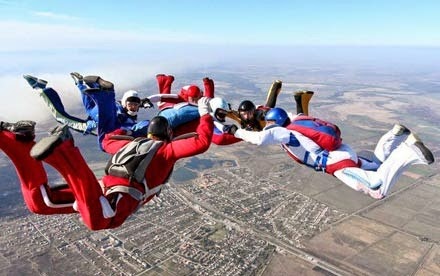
[147, 116, 172, 141]
[265, 107, 289, 126]
[121, 90, 141, 108]
[179, 85, 201, 102]
[209, 97, 229, 122]
[238, 100, 256, 112]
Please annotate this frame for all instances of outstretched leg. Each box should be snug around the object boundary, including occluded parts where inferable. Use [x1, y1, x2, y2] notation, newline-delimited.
[33, 125, 141, 230]
[156, 74, 175, 94]
[83, 88, 119, 149]
[265, 80, 282, 108]
[203, 77, 215, 98]
[24, 75, 97, 135]
[294, 90, 314, 115]
[374, 124, 411, 163]
[0, 121, 75, 214]
[334, 132, 434, 199]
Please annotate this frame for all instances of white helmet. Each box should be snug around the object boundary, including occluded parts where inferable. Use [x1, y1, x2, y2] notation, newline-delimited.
[121, 90, 140, 107]
[121, 90, 141, 115]
[209, 97, 229, 122]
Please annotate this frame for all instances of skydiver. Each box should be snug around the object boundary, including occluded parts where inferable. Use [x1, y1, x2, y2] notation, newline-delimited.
[146, 74, 215, 131]
[70, 72, 152, 137]
[226, 82, 314, 132]
[223, 107, 435, 199]
[225, 80, 284, 131]
[0, 97, 214, 230]
[23, 74, 152, 150]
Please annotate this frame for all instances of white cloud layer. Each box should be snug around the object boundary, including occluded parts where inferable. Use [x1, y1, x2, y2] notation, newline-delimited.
[0, 20, 222, 52]
[32, 11, 81, 21]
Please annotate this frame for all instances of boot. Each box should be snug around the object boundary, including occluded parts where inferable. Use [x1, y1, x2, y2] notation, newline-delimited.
[0, 120, 36, 141]
[265, 80, 282, 108]
[405, 133, 434, 164]
[156, 74, 174, 94]
[23, 75, 47, 89]
[392, 124, 410, 136]
[203, 77, 215, 98]
[163, 75, 174, 94]
[30, 125, 73, 160]
[294, 90, 314, 116]
[70, 72, 84, 85]
[83, 75, 114, 91]
[156, 74, 166, 93]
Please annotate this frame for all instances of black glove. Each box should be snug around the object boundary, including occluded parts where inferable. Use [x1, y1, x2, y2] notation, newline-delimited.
[223, 124, 238, 135]
[141, 98, 154, 108]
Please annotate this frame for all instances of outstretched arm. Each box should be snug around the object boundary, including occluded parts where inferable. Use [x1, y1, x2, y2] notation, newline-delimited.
[234, 126, 291, 146]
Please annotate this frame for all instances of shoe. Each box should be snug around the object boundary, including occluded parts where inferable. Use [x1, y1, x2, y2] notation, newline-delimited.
[405, 133, 434, 165]
[157, 74, 174, 94]
[392, 124, 410, 136]
[369, 188, 385, 200]
[30, 125, 73, 160]
[301, 91, 314, 116]
[0, 120, 36, 141]
[23, 75, 47, 89]
[156, 74, 167, 93]
[163, 75, 175, 94]
[83, 75, 114, 91]
[294, 91, 304, 115]
[70, 72, 83, 85]
[265, 80, 282, 108]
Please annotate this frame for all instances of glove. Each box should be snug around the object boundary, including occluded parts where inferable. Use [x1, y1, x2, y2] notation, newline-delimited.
[141, 97, 154, 108]
[198, 97, 210, 116]
[223, 124, 238, 135]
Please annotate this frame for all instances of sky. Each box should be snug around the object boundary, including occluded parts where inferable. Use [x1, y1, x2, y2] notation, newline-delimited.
[1, 0, 440, 121]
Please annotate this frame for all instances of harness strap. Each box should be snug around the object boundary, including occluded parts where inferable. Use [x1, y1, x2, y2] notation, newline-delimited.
[39, 185, 74, 208]
[105, 185, 144, 201]
[104, 183, 164, 203]
[303, 151, 310, 164]
[313, 150, 328, 172]
[300, 150, 328, 172]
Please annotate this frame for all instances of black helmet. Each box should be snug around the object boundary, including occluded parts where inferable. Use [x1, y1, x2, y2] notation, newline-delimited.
[148, 116, 171, 141]
[238, 100, 256, 112]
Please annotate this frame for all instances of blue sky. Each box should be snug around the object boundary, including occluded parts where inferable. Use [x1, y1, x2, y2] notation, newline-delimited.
[1, 0, 440, 121]
[2, 0, 440, 49]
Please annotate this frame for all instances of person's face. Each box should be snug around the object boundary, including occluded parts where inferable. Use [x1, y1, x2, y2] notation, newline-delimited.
[239, 110, 254, 121]
[265, 120, 276, 126]
[215, 109, 227, 122]
[126, 101, 140, 112]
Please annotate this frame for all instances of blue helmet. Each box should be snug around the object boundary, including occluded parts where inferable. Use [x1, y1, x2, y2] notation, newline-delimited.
[265, 107, 289, 126]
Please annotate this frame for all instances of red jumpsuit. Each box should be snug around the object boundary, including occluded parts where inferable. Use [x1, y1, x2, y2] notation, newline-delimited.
[0, 131, 75, 214]
[155, 75, 239, 145]
[1, 114, 213, 230]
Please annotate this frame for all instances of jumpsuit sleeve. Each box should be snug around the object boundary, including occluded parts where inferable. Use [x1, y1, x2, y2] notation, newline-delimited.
[234, 126, 291, 146]
[169, 114, 214, 159]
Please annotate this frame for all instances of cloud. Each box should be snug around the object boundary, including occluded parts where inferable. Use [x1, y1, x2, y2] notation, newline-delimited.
[31, 11, 81, 21]
[0, 20, 225, 52]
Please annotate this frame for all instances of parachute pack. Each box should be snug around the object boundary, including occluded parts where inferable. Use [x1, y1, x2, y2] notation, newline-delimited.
[104, 138, 164, 202]
[105, 137, 163, 183]
[287, 115, 342, 151]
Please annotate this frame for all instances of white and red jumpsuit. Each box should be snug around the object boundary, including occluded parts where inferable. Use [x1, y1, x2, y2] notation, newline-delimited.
[234, 123, 429, 199]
